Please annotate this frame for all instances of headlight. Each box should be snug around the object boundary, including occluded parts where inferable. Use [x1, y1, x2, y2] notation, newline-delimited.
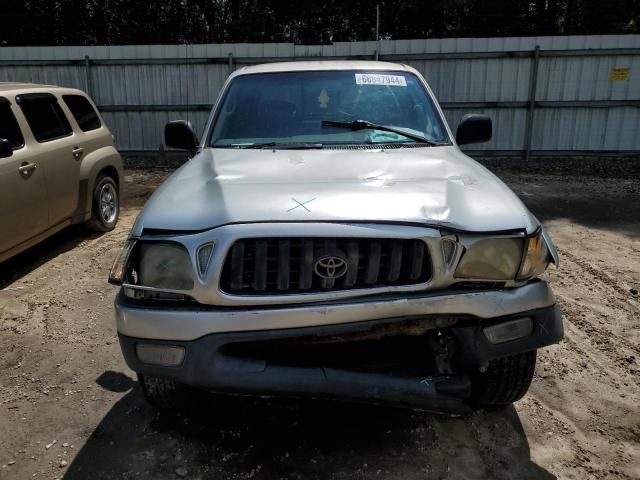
[454, 238, 524, 280]
[517, 233, 550, 280]
[139, 242, 194, 290]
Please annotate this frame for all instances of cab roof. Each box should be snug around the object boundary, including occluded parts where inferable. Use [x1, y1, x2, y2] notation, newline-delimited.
[0, 82, 58, 93]
[0, 83, 91, 100]
[231, 60, 417, 78]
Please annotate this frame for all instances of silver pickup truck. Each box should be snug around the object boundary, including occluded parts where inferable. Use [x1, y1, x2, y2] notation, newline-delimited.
[110, 61, 562, 414]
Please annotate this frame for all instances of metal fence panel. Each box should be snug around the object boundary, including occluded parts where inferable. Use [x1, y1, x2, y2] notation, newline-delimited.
[101, 110, 210, 151]
[443, 108, 528, 151]
[0, 35, 639, 154]
[407, 58, 532, 102]
[0, 65, 86, 89]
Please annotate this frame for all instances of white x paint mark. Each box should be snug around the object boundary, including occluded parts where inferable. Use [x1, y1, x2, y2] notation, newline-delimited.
[539, 318, 549, 335]
[492, 297, 507, 314]
[287, 197, 316, 212]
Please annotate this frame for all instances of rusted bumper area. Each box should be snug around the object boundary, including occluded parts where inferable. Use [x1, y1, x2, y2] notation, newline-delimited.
[118, 301, 562, 414]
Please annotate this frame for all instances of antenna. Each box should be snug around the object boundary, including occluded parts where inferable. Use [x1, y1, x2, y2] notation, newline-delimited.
[375, 4, 380, 61]
[184, 41, 189, 128]
[183, 3, 190, 132]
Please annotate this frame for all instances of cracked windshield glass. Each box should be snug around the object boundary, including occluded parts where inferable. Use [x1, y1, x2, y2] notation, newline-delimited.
[210, 70, 449, 147]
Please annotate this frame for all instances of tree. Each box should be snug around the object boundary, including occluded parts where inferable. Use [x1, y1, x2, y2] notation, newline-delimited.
[1, 0, 638, 46]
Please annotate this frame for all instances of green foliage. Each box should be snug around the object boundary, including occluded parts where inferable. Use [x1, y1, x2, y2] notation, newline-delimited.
[1, 0, 638, 46]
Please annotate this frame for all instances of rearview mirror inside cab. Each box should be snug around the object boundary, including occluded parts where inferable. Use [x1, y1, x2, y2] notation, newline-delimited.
[165, 120, 199, 154]
[0, 138, 13, 158]
[456, 114, 492, 145]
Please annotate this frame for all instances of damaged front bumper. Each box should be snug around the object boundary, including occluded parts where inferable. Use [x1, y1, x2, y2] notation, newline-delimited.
[115, 280, 563, 413]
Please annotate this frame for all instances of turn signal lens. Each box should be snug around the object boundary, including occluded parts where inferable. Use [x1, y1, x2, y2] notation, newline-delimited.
[517, 234, 549, 280]
[108, 239, 136, 285]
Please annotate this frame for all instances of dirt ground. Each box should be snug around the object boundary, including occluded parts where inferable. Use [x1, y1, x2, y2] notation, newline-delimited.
[0, 166, 638, 480]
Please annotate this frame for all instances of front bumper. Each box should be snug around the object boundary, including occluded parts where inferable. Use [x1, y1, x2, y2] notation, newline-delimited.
[115, 280, 556, 341]
[116, 281, 563, 413]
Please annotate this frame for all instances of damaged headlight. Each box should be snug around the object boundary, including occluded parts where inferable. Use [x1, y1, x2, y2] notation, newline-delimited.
[454, 230, 554, 282]
[109, 240, 195, 293]
[138, 242, 194, 290]
[454, 238, 524, 280]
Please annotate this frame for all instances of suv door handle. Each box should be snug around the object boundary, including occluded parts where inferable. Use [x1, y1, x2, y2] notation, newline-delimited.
[72, 146, 84, 160]
[18, 162, 37, 177]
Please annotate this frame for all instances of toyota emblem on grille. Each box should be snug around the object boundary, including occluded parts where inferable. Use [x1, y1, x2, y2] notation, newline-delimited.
[314, 253, 348, 280]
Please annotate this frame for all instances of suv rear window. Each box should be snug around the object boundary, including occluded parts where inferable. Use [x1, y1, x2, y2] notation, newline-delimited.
[17, 94, 72, 143]
[0, 99, 24, 150]
[63, 94, 102, 132]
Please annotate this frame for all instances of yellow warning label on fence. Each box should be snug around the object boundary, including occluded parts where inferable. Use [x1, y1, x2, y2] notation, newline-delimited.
[610, 68, 630, 81]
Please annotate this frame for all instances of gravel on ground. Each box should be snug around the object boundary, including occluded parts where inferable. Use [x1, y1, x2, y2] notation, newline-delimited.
[0, 166, 638, 480]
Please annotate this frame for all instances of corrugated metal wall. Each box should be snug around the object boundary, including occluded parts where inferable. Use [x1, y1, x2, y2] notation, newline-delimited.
[1, 35, 639, 154]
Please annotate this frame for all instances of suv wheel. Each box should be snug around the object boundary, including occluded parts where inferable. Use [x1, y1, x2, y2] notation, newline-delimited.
[138, 374, 204, 409]
[470, 351, 537, 408]
[87, 175, 119, 232]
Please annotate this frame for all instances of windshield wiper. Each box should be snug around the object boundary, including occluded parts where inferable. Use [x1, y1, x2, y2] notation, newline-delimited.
[321, 119, 443, 146]
[226, 142, 324, 149]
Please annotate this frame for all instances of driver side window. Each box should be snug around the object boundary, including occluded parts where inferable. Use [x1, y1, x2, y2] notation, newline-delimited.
[0, 100, 25, 150]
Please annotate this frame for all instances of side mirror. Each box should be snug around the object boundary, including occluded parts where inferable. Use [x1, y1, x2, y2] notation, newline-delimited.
[0, 138, 13, 158]
[456, 114, 492, 145]
[165, 120, 199, 154]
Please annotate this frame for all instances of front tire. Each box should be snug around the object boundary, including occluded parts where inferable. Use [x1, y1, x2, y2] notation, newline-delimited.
[470, 351, 537, 408]
[138, 374, 204, 409]
[87, 175, 119, 232]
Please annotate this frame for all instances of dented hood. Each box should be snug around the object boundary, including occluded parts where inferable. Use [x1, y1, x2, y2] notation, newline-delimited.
[133, 147, 538, 236]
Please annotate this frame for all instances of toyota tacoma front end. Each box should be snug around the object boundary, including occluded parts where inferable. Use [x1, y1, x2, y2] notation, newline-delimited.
[110, 61, 562, 414]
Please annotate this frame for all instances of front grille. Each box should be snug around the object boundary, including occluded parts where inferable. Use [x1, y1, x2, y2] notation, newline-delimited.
[220, 237, 431, 295]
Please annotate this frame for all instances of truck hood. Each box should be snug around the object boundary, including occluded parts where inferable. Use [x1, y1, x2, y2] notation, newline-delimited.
[132, 147, 538, 236]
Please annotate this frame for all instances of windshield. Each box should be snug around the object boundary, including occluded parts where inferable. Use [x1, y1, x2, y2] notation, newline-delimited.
[209, 70, 449, 148]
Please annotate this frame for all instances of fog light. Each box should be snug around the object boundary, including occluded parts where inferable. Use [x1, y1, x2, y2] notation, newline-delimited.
[483, 318, 533, 344]
[136, 344, 185, 366]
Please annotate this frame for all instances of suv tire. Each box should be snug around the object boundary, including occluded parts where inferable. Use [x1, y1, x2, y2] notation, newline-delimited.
[138, 374, 204, 409]
[87, 175, 119, 232]
[470, 351, 537, 408]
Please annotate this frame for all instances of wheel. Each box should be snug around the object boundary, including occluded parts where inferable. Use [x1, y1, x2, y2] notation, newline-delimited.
[470, 351, 537, 408]
[87, 175, 119, 232]
[138, 374, 204, 409]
